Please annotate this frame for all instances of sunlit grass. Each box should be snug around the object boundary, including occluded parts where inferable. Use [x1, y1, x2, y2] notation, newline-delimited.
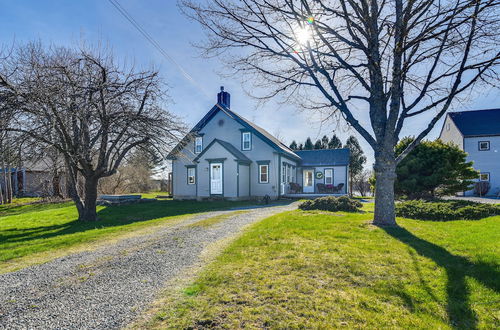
[148, 203, 499, 329]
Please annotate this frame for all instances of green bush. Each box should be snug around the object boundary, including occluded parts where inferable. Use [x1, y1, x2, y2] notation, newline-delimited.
[395, 200, 500, 221]
[299, 196, 363, 212]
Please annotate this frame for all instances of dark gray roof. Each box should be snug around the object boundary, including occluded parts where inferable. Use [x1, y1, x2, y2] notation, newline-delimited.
[448, 109, 500, 137]
[295, 149, 350, 166]
[193, 139, 251, 163]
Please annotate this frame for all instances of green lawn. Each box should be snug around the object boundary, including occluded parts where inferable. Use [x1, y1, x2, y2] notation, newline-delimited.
[0, 198, 255, 273]
[148, 204, 500, 329]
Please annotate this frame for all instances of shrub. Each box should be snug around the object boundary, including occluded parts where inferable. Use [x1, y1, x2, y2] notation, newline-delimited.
[395, 200, 500, 221]
[298, 196, 362, 212]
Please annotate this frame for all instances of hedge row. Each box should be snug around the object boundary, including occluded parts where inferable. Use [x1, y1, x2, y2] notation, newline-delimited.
[395, 200, 500, 221]
[298, 196, 363, 212]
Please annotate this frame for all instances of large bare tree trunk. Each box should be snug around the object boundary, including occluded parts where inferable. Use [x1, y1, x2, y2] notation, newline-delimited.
[373, 156, 397, 226]
[80, 177, 98, 221]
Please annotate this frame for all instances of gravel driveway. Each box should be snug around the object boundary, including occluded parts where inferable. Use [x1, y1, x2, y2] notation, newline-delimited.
[0, 202, 297, 329]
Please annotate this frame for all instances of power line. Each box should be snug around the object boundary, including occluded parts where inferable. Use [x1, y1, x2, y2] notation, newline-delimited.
[107, 0, 210, 99]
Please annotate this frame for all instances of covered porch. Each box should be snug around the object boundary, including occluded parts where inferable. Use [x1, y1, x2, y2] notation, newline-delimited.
[282, 192, 346, 198]
[279, 148, 350, 197]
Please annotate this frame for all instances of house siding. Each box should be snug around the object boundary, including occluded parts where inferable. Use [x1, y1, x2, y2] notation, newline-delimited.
[238, 164, 250, 198]
[463, 136, 500, 196]
[172, 110, 282, 199]
[171, 99, 350, 200]
[439, 115, 464, 150]
[172, 144, 197, 199]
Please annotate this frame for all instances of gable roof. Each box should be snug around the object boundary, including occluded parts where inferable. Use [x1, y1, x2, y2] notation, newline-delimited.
[193, 139, 251, 163]
[295, 149, 350, 166]
[167, 103, 300, 160]
[223, 107, 300, 160]
[448, 109, 500, 137]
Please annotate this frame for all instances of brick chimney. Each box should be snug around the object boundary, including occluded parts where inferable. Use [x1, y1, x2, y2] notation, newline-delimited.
[217, 86, 230, 108]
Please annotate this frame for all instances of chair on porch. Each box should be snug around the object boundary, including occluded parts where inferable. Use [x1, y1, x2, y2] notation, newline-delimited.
[332, 183, 345, 193]
[289, 182, 302, 193]
[316, 183, 333, 193]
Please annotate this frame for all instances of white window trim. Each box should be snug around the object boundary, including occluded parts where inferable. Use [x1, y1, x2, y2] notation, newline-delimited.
[478, 141, 490, 151]
[242, 132, 251, 151]
[479, 173, 490, 181]
[195, 136, 203, 154]
[187, 167, 196, 185]
[324, 169, 334, 185]
[259, 164, 269, 183]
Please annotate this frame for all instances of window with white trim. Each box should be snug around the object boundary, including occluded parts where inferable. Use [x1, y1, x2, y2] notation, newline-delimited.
[187, 167, 196, 184]
[195, 136, 203, 153]
[259, 164, 269, 183]
[324, 169, 333, 185]
[478, 141, 490, 151]
[242, 132, 251, 150]
[479, 173, 490, 181]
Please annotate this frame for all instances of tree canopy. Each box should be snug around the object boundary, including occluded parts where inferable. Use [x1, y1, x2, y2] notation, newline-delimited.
[0, 43, 184, 220]
[328, 135, 343, 149]
[183, 0, 500, 225]
[290, 134, 343, 150]
[394, 138, 478, 198]
[304, 137, 314, 150]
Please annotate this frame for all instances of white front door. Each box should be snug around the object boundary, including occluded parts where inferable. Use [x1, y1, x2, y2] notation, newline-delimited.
[210, 163, 223, 194]
[303, 169, 314, 193]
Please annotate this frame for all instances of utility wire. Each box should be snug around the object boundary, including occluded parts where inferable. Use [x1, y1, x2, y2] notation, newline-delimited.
[107, 0, 210, 99]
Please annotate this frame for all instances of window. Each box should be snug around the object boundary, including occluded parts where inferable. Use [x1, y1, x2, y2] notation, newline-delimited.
[282, 164, 286, 183]
[286, 165, 291, 183]
[324, 169, 333, 185]
[187, 167, 196, 184]
[446, 123, 450, 131]
[195, 136, 203, 154]
[291, 166, 296, 183]
[242, 132, 251, 150]
[259, 164, 269, 183]
[478, 141, 490, 151]
[479, 173, 490, 181]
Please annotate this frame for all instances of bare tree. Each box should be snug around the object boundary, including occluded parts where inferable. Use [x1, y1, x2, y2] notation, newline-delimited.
[0, 88, 19, 204]
[0, 43, 185, 220]
[182, 0, 500, 225]
[353, 169, 372, 197]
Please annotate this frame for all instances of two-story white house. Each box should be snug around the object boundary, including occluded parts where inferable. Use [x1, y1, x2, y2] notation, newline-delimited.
[439, 108, 500, 196]
[167, 87, 350, 200]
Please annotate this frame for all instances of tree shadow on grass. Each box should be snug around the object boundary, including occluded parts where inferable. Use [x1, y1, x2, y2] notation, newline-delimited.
[383, 226, 499, 329]
[1, 200, 292, 245]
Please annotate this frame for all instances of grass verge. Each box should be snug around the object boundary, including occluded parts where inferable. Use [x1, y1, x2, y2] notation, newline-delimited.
[145, 204, 499, 329]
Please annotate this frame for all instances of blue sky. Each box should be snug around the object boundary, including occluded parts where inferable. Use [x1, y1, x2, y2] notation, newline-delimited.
[1, 0, 498, 168]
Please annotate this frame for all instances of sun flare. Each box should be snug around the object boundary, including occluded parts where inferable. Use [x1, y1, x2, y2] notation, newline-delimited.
[295, 26, 312, 45]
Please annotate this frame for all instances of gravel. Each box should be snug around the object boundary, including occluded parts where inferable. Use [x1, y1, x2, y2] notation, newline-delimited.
[0, 203, 297, 329]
